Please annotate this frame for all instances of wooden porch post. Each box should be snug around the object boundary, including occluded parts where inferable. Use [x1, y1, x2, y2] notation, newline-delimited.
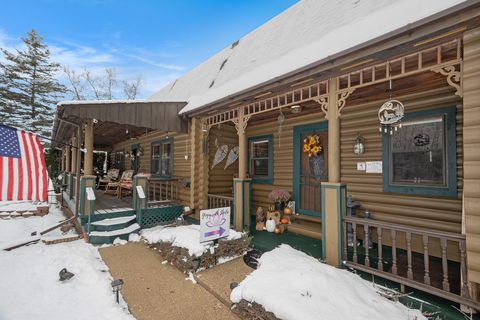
[328, 78, 340, 183]
[322, 77, 347, 268]
[60, 148, 65, 172]
[65, 145, 71, 173]
[84, 119, 94, 176]
[71, 135, 77, 173]
[233, 107, 252, 231]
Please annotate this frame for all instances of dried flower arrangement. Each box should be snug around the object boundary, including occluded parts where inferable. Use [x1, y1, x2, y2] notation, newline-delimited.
[268, 189, 291, 203]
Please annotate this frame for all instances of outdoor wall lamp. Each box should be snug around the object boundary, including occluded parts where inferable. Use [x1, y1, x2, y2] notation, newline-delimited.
[290, 104, 302, 114]
[111, 279, 124, 303]
[353, 133, 365, 155]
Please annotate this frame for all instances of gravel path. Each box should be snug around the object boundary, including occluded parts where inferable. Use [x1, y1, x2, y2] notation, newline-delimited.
[99, 242, 240, 320]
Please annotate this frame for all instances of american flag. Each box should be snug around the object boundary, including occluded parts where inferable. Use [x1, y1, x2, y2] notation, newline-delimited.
[0, 124, 47, 202]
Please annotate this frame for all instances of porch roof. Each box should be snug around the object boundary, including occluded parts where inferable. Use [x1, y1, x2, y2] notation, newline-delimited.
[52, 100, 187, 149]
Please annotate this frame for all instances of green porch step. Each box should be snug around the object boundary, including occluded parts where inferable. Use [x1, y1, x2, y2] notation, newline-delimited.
[90, 215, 137, 232]
[89, 223, 141, 245]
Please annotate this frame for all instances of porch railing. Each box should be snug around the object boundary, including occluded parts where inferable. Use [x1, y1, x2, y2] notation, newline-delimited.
[206, 193, 234, 210]
[147, 178, 179, 206]
[342, 216, 478, 310]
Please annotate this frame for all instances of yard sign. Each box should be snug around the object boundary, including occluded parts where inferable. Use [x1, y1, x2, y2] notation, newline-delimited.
[199, 207, 230, 242]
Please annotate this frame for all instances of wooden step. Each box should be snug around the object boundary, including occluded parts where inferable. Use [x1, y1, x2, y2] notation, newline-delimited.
[287, 219, 322, 240]
[289, 214, 321, 224]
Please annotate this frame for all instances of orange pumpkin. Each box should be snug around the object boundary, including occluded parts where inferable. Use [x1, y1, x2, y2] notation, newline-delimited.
[284, 207, 292, 215]
[274, 227, 281, 234]
[281, 217, 289, 224]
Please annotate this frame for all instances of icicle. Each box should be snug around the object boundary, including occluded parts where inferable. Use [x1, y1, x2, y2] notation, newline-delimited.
[394, 126, 398, 132]
[379, 126, 382, 132]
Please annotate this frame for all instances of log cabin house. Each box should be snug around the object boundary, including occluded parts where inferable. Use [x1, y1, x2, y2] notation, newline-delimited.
[52, 0, 480, 311]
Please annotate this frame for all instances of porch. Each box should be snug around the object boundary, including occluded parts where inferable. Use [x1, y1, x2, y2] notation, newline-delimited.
[198, 36, 479, 311]
[53, 100, 188, 243]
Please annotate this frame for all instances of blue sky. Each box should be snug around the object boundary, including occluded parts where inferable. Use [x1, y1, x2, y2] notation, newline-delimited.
[0, 0, 298, 98]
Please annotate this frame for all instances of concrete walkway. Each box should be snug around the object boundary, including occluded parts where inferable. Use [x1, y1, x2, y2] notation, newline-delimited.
[99, 242, 240, 320]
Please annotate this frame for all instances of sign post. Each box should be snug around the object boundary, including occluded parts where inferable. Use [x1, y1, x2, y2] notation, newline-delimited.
[199, 207, 230, 243]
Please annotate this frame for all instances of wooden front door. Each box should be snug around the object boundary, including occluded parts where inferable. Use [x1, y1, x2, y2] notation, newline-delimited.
[293, 122, 328, 217]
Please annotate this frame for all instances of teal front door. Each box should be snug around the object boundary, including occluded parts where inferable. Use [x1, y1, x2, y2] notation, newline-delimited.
[293, 122, 328, 217]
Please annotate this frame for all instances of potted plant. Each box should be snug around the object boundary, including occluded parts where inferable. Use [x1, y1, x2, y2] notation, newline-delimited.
[268, 189, 291, 212]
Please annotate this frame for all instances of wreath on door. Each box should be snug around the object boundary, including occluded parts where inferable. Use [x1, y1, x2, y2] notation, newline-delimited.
[303, 134, 325, 179]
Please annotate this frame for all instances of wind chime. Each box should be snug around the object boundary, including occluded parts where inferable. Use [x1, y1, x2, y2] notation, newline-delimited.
[378, 65, 405, 135]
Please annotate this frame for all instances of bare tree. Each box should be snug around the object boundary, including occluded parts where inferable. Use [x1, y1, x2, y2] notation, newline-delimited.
[83, 68, 102, 99]
[104, 67, 116, 100]
[63, 67, 85, 100]
[122, 76, 142, 100]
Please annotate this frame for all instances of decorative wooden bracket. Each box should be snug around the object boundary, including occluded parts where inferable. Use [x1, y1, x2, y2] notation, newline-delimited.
[431, 63, 463, 97]
[232, 114, 251, 135]
[337, 88, 355, 118]
[313, 96, 329, 119]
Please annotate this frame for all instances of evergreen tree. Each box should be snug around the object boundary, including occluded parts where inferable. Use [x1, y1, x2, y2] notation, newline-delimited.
[0, 29, 65, 141]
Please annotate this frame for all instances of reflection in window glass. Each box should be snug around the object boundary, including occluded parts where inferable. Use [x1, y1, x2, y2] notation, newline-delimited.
[250, 139, 270, 179]
[390, 115, 445, 186]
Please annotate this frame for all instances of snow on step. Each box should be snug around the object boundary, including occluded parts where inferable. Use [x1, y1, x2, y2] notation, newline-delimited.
[94, 207, 133, 214]
[90, 223, 140, 237]
[91, 215, 136, 226]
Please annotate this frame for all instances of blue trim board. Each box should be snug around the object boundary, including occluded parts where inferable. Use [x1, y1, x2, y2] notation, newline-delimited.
[247, 134, 273, 184]
[293, 122, 328, 217]
[382, 106, 457, 197]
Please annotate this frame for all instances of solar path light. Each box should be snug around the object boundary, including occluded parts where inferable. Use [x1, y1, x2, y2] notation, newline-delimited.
[111, 279, 124, 303]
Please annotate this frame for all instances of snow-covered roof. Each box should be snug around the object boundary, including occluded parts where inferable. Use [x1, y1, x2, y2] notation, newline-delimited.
[148, 0, 468, 115]
[57, 99, 147, 106]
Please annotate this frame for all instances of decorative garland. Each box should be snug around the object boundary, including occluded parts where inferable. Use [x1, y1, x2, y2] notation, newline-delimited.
[303, 134, 322, 157]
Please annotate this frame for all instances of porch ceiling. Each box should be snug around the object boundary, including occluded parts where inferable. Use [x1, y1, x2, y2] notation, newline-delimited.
[52, 100, 188, 149]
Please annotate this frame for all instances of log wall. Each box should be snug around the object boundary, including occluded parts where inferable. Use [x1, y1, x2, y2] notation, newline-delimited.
[463, 27, 480, 284]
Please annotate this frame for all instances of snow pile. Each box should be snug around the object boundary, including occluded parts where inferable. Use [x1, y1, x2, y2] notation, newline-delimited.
[231, 245, 426, 320]
[0, 205, 76, 247]
[0, 200, 47, 213]
[141, 224, 243, 257]
[0, 207, 134, 320]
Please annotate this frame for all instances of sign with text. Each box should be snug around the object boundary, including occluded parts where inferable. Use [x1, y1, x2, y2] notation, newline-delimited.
[199, 207, 230, 242]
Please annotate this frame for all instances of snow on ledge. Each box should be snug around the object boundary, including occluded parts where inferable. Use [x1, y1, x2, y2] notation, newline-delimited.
[231, 245, 426, 320]
[141, 224, 244, 257]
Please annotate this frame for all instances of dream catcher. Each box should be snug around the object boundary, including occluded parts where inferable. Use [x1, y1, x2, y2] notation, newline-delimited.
[211, 125, 228, 169]
[224, 146, 239, 169]
[379, 65, 404, 135]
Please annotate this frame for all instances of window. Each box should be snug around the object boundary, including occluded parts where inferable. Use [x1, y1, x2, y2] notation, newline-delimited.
[383, 106, 457, 197]
[151, 138, 173, 178]
[248, 135, 273, 184]
[113, 150, 124, 171]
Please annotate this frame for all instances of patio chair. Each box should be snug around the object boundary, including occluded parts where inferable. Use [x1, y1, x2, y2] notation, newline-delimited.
[97, 169, 120, 190]
[105, 170, 133, 195]
[116, 170, 135, 199]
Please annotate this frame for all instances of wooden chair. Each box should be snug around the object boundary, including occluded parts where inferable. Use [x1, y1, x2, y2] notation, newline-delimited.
[97, 169, 120, 190]
[105, 170, 133, 195]
[116, 170, 135, 199]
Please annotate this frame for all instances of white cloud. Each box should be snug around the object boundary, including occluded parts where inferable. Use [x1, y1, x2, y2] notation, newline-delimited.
[0, 29, 184, 98]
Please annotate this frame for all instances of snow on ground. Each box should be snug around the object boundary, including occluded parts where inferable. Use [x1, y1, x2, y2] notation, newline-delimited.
[0, 200, 47, 213]
[0, 205, 134, 320]
[231, 244, 426, 320]
[141, 224, 243, 257]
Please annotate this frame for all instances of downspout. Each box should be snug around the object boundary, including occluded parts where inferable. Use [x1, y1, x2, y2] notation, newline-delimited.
[58, 116, 82, 218]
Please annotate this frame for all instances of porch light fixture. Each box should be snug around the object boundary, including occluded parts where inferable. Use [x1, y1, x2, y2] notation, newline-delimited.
[111, 279, 124, 303]
[353, 133, 365, 155]
[290, 104, 302, 114]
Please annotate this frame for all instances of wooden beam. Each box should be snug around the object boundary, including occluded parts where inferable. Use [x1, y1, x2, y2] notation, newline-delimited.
[84, 119, 94, 175]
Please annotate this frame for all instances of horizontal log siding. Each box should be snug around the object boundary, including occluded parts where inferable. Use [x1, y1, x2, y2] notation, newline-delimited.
[111, 131, 191, 206]
[246, 112, 328, 212]
[208, 125, 238, 196]
[342, 86, 462, 260]
[463, 28, 480, 284]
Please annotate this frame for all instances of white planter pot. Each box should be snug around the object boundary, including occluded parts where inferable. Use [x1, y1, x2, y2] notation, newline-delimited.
[266, 219, 276, 233]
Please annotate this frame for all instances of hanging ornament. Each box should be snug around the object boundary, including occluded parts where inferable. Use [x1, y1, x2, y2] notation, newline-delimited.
[211, 145, 228, 169]
[378, 65, 404, 135]
[277, 108, 285, 148]
[224, 146, 239, 169]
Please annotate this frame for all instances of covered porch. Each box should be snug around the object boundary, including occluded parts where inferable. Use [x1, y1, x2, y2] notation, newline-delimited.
[194, 36, 479, 310]
[52, 100, 188, 243]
